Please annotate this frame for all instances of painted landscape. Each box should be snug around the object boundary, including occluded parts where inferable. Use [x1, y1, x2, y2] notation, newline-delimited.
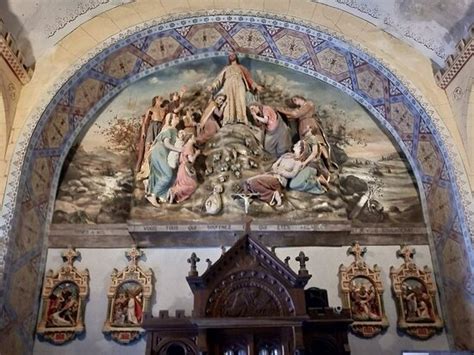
[53, 56, 423, 226]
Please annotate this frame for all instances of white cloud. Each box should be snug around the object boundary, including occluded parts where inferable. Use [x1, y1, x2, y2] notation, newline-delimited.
[179, 69, 209, 85]
[148, 76, 161, 85]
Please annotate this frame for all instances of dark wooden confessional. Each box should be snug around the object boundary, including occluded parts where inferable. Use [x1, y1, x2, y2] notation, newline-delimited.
[143, 235, 352, 354]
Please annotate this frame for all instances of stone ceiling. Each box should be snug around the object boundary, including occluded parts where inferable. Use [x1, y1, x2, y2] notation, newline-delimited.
[0, 0, 473, 66]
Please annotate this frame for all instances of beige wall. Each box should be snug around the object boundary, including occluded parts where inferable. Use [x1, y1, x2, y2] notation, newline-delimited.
[445, 57, 474, 187]
[0, 55, 22, 190]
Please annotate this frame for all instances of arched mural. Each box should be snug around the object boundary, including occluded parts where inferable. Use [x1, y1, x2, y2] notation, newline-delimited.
[0, 12, 473, 350]
[53, 56, 424, 229]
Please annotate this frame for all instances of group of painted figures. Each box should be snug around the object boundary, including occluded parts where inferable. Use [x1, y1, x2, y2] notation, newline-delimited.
[135, 53, 336, 208]
[111, 286, 144, 326]
[350, 278, 435, 322]
[46, 281, 143, 328]
[46, 284, 80, 327]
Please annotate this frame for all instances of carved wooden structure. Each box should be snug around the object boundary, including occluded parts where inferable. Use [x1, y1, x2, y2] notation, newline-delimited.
[103, 246, 154, 344]
[143, 235, 352, 354]
[36, 248, 89, 344]
[390, 245, 443, 339]
[339, 242, 389, 337]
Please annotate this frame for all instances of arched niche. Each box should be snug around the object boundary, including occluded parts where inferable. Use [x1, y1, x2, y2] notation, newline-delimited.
[0, 12, 472, 351]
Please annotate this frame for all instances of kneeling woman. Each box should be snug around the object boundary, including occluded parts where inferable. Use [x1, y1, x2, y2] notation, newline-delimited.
[244, 140, 317, 206]
[168, 133, 201, 203]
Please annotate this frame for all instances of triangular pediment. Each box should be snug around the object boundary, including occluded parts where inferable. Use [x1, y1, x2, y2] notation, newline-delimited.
[186, 235, 312, 317]
[187, 235, 310, 292]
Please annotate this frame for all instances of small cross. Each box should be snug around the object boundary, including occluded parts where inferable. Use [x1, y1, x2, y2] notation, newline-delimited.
[205, 258, 213, 270]
[187, 252, 200, 277]
[347, 241, 367, 263]
[284, 256, 291, 266]
[126, 246, 143, 266]
[295, 251, 309, 276]
[397, 245, 416, 264]
[62, 247, 80, 267]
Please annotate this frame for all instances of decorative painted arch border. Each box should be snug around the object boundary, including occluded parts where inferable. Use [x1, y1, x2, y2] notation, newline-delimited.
[0, 10, 473, 348]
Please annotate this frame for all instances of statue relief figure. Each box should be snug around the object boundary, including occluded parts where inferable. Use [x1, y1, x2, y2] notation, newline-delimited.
[210, 52, 262, 125]
[349, 279, 381, 321]
[277, 95, 319, 138]
[46, 284, 80, 327]
[112, 283, 144, 326]
[244, 140, 319, 206]
[249, 103, 292, 158]
[136, 96, 169, 172]
[401, 280, 433, 323]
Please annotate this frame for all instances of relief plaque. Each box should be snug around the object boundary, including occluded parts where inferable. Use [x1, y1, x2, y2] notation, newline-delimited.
[390, 245, 443, 339]
[339, 242, 389, 337]
[103, 246, 153, 344]
[36, 248, 89, 344]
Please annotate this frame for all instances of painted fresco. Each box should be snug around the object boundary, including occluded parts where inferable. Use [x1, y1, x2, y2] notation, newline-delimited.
[53, 55, 423, 226]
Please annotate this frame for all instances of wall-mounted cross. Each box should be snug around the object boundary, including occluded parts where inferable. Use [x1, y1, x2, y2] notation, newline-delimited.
[397, 245, 416, 264]
[347, 241, 367, 263]
[62, 247, 80, 266]
[126, 246, 143, 265]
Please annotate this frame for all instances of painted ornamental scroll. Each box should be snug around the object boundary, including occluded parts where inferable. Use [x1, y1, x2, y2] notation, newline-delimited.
[36, 248, 89, 344]
[339, 242, 389, 337]
[390, 245, 443, 339]
[103, 246, 153, 344]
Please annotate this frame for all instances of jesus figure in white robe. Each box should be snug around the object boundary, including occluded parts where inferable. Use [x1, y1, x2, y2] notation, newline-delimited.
[210, 52, 261, 125]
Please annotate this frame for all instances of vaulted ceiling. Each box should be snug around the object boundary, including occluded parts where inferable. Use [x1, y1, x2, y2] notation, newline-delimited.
[1, 0, 473, 66]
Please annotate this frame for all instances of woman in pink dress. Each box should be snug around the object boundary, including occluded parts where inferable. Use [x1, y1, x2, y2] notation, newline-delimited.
[168, 134, 201, 203]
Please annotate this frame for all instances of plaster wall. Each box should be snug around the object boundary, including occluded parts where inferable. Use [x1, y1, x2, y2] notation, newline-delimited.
[0, 55, 21, 160]
[33, 245, 449, 355]
[445, 57, 474, 189]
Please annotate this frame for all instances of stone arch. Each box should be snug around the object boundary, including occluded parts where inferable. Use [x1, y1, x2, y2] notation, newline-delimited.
[0, 11, 473, 351]
[467, 82, 474, 187]
[0, 88, 6, 156]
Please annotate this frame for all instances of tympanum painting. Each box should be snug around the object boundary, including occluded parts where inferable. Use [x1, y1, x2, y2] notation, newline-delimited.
[53, 55, 423, 229]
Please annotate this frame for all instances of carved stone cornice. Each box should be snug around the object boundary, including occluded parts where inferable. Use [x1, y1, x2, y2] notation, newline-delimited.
[435, 24, 474, 89]
[0, 19, 34, 84]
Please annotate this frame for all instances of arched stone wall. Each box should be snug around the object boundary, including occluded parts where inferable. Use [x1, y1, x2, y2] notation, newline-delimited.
[0, 89, 6, 156]
[0, 10, 473, 353]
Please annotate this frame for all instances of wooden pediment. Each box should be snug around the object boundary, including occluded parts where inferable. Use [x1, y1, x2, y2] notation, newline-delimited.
[187, 235, 311, 318]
